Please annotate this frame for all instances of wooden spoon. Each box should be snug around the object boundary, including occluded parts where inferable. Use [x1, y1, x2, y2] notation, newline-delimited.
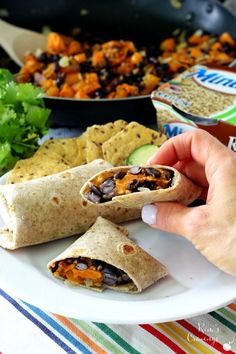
[0, 19, 47, 67]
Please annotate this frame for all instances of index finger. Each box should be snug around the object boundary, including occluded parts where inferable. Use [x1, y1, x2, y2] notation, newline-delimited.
[149, 129, 232, 180]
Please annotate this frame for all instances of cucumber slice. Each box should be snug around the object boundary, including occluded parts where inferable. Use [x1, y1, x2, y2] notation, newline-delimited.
[126, 144, 159, 165]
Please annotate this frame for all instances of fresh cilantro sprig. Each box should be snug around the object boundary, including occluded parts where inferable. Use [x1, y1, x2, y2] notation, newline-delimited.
[0, 69, 51, 176]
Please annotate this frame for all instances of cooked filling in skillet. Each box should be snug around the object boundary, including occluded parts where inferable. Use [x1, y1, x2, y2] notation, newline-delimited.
[51, 257, 133, 289]
[15, 30, 236, 99]
[85, 166, 174, 203]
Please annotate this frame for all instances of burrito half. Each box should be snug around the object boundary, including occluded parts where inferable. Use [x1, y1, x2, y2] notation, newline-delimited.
[0, 160, 140, 249]
[48, 216, 168, 293]
[80, 165, 202, 208]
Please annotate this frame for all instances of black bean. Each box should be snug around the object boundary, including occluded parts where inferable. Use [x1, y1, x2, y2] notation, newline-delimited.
[110, 76, 124, 90]
[161, 73, 174, 83]
[76, 263, 88, 270]
[90, 184, 102, 196]
[92, 89, 105, 98]
[145, 167, 161, 178]
[122, 273, 130, 281]
[102, 191, 116, 200]
[80, 61, 93, 73]
[222, 43, 232, 54]
[103, 273, 117, 285]
[117, 273, 131, 285]
[178, 66, 186, 74]
[91, 259, 104, 267]
[142, 181, 156, 190]
[85, 192, 101, 204]
[161, 171, 169, 179]
[100, 178, 116, 194]
[116, 268, 126, 276]
[149, 56, 158, 64]
[46, 54, 60, 63]
[99, 68, 110, 79]
[52, 54, 61, 62]
[55, 73, 65, 87]
[66, 258, 76, 264]
[114, 171, 126, 180]
[102, 267, 117, 285]
[38, 52, 48, 63]
[54, 62, 60, 73]
[84, 48, 92, 57]
[129, 166, 142, 175]
[127, 49, 134, 57]
[51, 263, 59, 273]
[127, 179, 140, 191]
[125, 74, 143, 86]
[162, 169, 174, 180]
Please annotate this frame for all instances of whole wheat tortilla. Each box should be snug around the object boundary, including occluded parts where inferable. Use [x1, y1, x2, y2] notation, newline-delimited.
[48, 216, 168, 293]
[0, 160, 140, 250]
[80, 165, 202, 208]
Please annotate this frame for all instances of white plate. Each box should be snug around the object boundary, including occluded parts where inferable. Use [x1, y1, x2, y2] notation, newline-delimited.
[0, 173, 235, 324]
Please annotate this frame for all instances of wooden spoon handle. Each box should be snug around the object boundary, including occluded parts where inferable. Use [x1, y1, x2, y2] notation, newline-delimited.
[0, 19, 22, 45]
[0, 19, 47, 67]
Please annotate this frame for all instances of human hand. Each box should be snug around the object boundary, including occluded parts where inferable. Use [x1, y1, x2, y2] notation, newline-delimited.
[141, 129, 236, 276]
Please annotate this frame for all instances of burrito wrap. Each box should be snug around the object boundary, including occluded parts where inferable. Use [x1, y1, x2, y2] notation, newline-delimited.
[0, 160, 140, 249]
[48, 216, 168, 293]
[80, 164, 202, 208]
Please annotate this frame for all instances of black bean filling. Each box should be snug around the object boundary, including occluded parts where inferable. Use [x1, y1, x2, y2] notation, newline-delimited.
[85, 166, 174, 203]
[52, 257, 132, 286]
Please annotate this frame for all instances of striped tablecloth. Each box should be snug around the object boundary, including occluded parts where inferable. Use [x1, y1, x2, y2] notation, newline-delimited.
[0, 288, 235, 354]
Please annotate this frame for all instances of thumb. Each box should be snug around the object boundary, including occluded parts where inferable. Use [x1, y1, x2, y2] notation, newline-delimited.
[141, 202, 195, 238]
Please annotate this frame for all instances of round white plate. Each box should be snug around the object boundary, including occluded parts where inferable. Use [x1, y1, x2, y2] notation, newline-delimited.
[0, 173, 235, 324]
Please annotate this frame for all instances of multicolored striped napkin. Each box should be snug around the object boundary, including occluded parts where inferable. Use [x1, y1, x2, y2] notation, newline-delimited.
[0, 288, 235, 354]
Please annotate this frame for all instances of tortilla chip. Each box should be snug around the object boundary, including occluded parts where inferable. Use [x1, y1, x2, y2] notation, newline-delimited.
[86, 120, 127, 162]
[102, 121, 167, 166]
[73, 133, 87, 166]
[6, 155, 70, 184]
[6, 134, 88, 184]
[35, 133, 87, 166]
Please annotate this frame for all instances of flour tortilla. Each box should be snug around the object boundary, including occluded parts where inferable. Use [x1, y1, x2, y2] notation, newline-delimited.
[0, 160, 140, 250]
[48, 216, 168, 293]
[80, 165, 202, 208]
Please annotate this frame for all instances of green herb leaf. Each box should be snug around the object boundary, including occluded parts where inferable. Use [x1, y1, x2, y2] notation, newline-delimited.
[0, 70, 51, 176]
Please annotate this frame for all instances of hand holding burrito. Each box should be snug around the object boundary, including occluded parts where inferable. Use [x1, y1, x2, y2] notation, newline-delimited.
[48, 217, 168, 293]
[142, 130, 236, 276]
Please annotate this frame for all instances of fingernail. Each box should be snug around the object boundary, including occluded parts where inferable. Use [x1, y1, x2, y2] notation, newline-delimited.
[146, 157, 153, 165]
[146, 152, 157, 165]
[141, 204, 157, 225]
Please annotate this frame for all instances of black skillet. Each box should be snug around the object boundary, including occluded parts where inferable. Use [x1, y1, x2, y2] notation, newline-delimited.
[0, 0, 236, 127]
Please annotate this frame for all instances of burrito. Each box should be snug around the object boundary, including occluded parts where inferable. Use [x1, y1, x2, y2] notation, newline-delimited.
[80, 165, 202, 208]
[48, 216, 168, 293]
[0, 160, 140, 249]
